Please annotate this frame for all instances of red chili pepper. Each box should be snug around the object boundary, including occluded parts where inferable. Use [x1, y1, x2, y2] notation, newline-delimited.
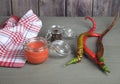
[83, 16, 108, 72]
[65, 16, 101, 67]
[96, 12, 118, 73]
[65, 13, 118, 73]
[83, 33, 100, 64]
[84, 16, 100, 64]
[65, 32, 100, 66]
[85, 16, 96, 32]
[83, 15, 118, 73]
[84, 13, 118, 73]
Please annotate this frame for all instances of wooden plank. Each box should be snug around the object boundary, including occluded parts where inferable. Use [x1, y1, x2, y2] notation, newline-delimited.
[0, 0, 12, 16]
[67, 0, 92, 16]
[93, 0, 112, 16]
[93, 0, 120, 16]
[110, 0, 120, 16]
[39, 0, 65, 16]
[12, 0, 39, 16]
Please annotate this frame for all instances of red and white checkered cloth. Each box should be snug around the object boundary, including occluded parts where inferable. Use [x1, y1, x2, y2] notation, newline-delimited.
[0, 9, 42, 68]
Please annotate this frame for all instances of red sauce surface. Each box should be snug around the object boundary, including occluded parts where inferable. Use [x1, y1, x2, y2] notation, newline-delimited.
[28, 41, 45, 49]
[25, 41, 49, 64]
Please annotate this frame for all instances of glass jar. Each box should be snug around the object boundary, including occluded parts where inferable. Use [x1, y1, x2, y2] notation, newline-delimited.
[45, 25, 64, 42]
[51, 29, 62, 41]
[45, 25, 75, 42]
[63, 28, 75, 38]
[49, 40, 71, 58]
[24, 37, 49, 64]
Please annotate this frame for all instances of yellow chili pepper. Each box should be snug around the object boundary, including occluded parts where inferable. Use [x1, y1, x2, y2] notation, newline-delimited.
[65, 32, 92, 66]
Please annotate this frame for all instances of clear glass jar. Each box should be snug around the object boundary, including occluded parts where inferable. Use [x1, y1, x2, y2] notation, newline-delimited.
[45, 25, 64, 42]
[63, 28, 75, 38]
[49, 40, 71, 58]
[24, 37, 49, 64]
[45, 25, 75, 42]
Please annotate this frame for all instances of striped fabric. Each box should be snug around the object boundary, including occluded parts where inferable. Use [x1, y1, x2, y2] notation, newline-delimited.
[0, 10, 42, 67]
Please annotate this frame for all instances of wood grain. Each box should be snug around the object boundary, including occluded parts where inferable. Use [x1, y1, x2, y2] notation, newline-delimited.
[12, 0, 39, 16]
[0, 0, 120, 16]
[39, 0, 65, 16]
[0, 0, 12, 16]
[110, 0, 120, 16]
[93, 0, 120, 16]
[67, 0, 92, 16]
[93, 0, 111, 16]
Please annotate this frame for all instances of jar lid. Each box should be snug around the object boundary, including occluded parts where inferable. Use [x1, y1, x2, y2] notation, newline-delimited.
[51, 28, 63, 34]
[49, 25, 64, 34]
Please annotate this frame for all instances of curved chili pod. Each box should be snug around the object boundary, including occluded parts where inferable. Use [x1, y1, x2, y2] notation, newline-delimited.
[65, 32, 100, 66]
[84, 16, 100, 64]
[65, 32, 86, 66]
[96, 36, 110, 73]
[96, 13, 119, 73]
[83, 33, 101, 64]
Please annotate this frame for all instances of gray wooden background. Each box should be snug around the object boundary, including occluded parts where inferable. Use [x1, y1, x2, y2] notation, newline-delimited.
[0, 0, 120, 17]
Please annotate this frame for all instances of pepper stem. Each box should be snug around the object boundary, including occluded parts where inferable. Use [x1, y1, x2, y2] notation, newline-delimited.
[64, 57, 80, 67]
[101, 65, 110, 73]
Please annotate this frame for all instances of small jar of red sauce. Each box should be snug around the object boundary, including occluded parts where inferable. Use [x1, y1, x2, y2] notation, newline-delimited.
[24, 37, 49, 64]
